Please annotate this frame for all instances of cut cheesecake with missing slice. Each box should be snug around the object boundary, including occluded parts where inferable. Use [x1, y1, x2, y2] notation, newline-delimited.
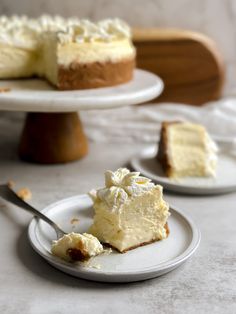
[89, 168, 170, 253]
[157, 121, 218, 178]
[0, 16, 136, 90]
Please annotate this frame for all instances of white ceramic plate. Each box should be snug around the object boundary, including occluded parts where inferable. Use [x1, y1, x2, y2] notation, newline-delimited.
[28, 194, 200, 283]
[0, 69, 163, 112]
[130, 144, 236, 195]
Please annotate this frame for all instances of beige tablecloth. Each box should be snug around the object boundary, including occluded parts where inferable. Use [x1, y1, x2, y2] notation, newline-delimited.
[81, 98, 236, 144]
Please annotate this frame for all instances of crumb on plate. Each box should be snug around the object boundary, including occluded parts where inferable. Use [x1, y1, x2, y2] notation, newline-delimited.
[70, 218, 80, 224]
[7, 180, 15, 188]
[81, 260, 102, 270]
[0, 87, 11, 93]
[17, 187, 32, 201]
[89, 264, 101, 270]
[103, 247, 113, 255]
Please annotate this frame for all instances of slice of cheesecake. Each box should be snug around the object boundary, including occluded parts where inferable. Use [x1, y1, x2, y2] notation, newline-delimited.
[89, 168, 170, 253]
[41, 22, 135, 90]
[51, 232, 103, 262]
[157, 121, 218, 178]
[54, 19, 136, 90]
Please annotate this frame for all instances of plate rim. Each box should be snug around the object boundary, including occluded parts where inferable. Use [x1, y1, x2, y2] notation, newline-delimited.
[28, 194, 201, 278]
[130, 145, 236, 195]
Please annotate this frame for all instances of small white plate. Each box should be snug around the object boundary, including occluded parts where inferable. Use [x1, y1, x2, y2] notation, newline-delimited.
[28, 194, 200, 283]
[130, 145, 236, 195]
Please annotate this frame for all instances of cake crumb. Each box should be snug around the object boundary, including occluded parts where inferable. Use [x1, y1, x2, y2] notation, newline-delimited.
[90, 264, 101, 270]
[81, 260, 102, 270]
[17, 188, 32, 201]
[103, 248, 113, 255]
[7, 180, 15, 189]
[70, 218, 80, 224]
[0, 87, 10, 93]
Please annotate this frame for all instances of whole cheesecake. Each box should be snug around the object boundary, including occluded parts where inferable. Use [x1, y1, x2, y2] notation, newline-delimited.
[0, 15, 136, 90]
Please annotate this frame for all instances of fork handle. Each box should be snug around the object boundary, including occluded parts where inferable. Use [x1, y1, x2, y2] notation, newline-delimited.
[0, 185, 64, 238]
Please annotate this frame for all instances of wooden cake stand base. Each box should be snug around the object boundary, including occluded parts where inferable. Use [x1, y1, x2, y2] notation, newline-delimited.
[0, 70, 163, 164]
[18, 112, 88, 164]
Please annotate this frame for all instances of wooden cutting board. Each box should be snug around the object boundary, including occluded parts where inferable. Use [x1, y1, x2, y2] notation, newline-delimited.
[133, 28, 225, 105]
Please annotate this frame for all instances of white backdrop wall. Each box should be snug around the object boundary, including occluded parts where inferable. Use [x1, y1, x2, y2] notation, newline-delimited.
[0, 0, 235, 95]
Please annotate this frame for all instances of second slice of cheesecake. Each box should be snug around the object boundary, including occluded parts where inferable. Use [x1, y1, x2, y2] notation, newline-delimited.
[157, 121, 218, 178]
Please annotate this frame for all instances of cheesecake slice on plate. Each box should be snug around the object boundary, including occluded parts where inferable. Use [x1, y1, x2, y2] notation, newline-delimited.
[89, 168, 170, 253]
[157, 121, 218, 178]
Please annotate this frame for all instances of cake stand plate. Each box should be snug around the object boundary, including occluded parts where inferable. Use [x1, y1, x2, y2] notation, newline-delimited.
[28, 194, 200, 283]
[0, 69, 163, 112]
[0, 69, 163, 163]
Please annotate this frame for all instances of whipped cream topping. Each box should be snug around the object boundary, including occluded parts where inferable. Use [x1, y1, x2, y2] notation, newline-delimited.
[89, 168, 155, 211]
[0, 16, 38, 49]
[57, 18, 131, 44]
[0, 15, 132, 48]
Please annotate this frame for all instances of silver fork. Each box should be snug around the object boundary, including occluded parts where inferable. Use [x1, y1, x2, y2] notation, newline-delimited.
[0, 184, 66, 239]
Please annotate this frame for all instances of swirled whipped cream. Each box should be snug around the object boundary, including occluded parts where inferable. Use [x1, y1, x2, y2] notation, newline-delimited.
[0, 15, 132, 48]
[89, 168, 155, 211]
[57, 18, 131, 44]
[0, 15, 68, 48]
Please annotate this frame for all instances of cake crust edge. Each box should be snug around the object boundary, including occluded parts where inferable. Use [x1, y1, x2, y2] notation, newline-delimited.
[58, 58, 135, 90]
[157, 121, 180, 177]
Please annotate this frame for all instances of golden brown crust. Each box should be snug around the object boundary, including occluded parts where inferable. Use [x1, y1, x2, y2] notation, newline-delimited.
[58, 58, 135, 90]
[67, 248, 87, 261]
[104, 223, 170, 253]
[165, 222, 170, 236]
[157, 121, 181, 177]
[66, 239, 90, 261]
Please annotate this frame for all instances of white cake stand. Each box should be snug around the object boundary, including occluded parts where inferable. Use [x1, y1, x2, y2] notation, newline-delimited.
[0, 69, 163, 163]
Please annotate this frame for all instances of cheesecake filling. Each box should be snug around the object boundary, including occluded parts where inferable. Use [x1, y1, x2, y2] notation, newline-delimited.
[38, 32, 58, 85]
[167, 123, 218, 177]
[89, 168, 170, 252]
[58, 39, 135, 66]
[0, 45, 38, 78]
